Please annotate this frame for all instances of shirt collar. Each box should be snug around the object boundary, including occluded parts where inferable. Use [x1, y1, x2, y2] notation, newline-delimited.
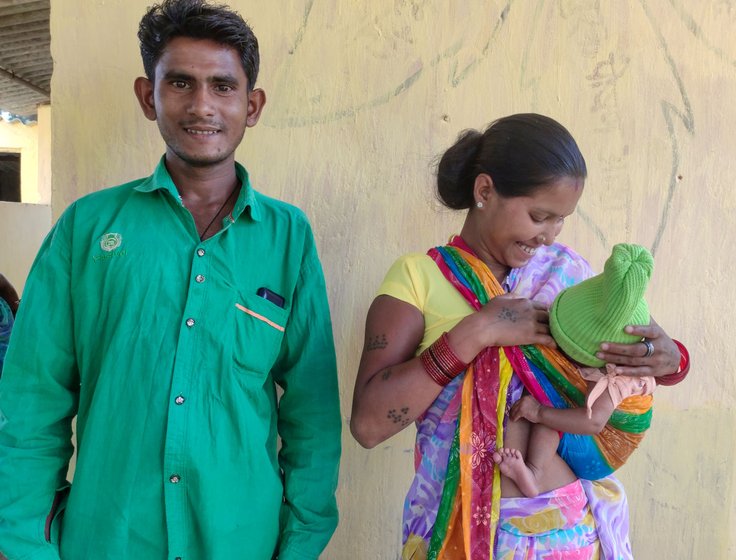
[134, 156, 262, 222]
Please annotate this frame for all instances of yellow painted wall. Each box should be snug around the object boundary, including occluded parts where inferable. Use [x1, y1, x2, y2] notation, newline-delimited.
[36, 104, 52, 205]
[0, 202, 52, 294]
[0, 106, 51, 295]
[50, 1, 735, 558]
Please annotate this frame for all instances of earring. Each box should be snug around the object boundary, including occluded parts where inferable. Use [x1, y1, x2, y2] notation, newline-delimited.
[476, 201, 484, 209]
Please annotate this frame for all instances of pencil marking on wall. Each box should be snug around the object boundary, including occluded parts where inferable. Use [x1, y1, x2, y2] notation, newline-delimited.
[518, 1, 545, 102]
[518, 2, 694, 255]
[288, 0, 315, 55]
[668, 0, 736, 68]
[576, 207, 608, 248]
[588, 53, 630, 120]
[267, 63, 425, 128]
[450, 1, 513, 87]
[640, 0, 695, 256]
[586, 50, 633, 246]
[265, 2, 512, 129]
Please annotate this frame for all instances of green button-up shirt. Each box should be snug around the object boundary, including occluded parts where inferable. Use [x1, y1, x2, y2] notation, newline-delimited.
[0, 159, 341, 560]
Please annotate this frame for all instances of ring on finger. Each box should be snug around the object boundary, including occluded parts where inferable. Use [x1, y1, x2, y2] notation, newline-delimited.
[642, 340, 654, 358]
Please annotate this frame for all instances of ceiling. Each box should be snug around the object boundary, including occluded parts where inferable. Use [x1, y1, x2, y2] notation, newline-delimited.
[0, 0, 51, 121]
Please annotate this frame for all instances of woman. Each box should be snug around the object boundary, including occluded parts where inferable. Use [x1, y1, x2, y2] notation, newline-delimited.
[350, 114, 688, 559]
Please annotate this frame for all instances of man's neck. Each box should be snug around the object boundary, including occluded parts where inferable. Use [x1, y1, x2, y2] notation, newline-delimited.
[164, 152, 240, 204]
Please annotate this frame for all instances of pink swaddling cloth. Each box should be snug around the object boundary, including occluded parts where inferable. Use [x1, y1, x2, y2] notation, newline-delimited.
[579, 363, 656, 419]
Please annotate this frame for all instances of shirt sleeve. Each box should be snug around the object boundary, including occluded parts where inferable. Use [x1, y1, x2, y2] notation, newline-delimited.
[0, 207, 79, 560]
[272, 226, 341, 560]
[375, 252, 428, 310]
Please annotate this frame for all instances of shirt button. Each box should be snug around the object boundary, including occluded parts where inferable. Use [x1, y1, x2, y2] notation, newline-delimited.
[185, 318, 195, 328]
[197, 248, 205, 257]
[170, 474, 181, 484]
[175, 395, 185, 405]
[195, 274, 205, 283]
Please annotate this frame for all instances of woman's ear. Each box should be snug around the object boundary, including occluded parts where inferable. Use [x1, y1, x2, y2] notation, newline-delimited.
[473, 173, 495, 207]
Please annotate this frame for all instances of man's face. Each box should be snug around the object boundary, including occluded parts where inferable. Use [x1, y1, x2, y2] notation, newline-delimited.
[135, 36, 264, 169]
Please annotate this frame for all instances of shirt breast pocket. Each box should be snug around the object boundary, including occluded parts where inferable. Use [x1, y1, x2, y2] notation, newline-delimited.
[232, 292, 288, 376]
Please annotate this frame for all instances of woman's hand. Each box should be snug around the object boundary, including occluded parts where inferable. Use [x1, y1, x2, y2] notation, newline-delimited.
[449, 295, 555, 362]
[595, 318, 680, 377]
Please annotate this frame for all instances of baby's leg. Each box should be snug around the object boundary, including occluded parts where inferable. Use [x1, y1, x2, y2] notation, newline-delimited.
[493, 424, 560, 498]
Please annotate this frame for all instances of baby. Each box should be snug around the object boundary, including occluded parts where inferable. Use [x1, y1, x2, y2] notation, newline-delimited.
[493, 243, 656, 497]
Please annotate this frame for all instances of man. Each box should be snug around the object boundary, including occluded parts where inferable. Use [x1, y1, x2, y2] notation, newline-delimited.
[0, 1, 341, 559]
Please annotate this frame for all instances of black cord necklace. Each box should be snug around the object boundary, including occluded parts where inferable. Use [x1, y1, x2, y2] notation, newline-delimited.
[197, 185, 238, 241]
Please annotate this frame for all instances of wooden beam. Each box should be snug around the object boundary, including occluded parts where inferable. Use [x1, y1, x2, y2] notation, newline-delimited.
[0, 65, 49, 96]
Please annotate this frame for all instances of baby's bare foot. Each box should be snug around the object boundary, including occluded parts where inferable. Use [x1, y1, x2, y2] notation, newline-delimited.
[493, 447, 540, 498]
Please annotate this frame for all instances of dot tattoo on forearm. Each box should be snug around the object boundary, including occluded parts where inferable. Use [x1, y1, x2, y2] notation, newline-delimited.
[367, 334, 388, 351]
[387, 407, 411, 427]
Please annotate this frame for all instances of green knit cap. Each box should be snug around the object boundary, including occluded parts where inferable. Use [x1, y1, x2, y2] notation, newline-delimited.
[549, 243, 653, 367]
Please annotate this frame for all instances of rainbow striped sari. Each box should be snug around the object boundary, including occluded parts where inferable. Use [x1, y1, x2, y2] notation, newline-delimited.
[418, 239, 651, 559]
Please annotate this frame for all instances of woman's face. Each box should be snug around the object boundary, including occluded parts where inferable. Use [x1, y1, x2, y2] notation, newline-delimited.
[471, 175, 584, 272]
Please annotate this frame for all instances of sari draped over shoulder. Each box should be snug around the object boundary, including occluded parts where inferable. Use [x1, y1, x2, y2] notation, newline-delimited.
[401, 237, 636, 560]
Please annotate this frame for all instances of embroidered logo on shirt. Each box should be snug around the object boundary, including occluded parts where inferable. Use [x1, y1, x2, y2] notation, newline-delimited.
[93, 232, 127, 262]
[100, 233, 122, 252]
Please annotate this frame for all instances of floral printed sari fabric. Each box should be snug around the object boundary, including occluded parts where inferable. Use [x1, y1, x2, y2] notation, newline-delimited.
[495, 480, 599, 560]
[401, 237, 633, 560]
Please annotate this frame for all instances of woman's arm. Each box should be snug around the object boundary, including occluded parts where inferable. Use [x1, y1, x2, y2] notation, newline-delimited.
[350, 294, 555, 448]
[350, 296, 438, 449]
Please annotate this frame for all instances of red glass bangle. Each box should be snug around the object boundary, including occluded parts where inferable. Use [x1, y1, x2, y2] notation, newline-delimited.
[432, 333, 468, 375]
[419, 332, 468, 387]
[656, 339, 690, 386]
[420, 349, 453, 386]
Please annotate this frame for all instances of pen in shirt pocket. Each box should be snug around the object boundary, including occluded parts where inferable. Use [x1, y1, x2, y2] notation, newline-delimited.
[256, 287, 285, 308]
[234, 287, 286, 331]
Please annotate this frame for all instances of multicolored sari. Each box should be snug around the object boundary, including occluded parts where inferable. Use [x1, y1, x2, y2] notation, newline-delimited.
[495, 480, 599, 559]
[401, 237, 642, 560]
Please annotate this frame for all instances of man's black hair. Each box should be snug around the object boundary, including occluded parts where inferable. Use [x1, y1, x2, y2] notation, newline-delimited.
[138, 0, 260, 89]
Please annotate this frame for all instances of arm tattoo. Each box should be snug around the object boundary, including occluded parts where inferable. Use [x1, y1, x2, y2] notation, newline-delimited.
[367, 334, 388, 351]
[387, 407, 412, 427]
[498, 307, 518, 322]
[381, 368, 393, 381]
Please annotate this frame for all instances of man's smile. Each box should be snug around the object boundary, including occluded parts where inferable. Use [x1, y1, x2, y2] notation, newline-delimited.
[185, 128, 220, 135]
